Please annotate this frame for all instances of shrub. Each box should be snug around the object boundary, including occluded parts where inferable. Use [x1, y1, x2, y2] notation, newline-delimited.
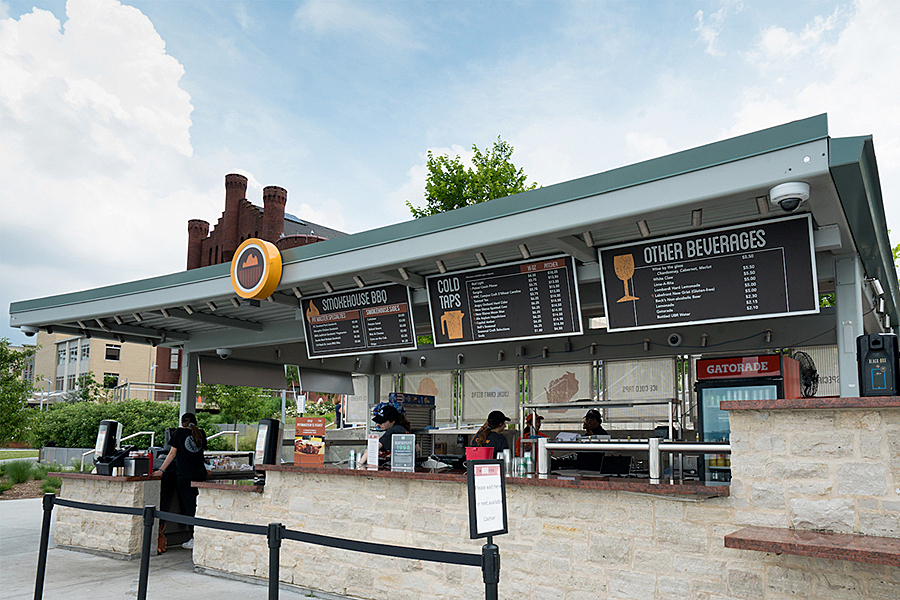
[0, 481, 14, 494]
[41, 477, 61, 494]
[28, 400, 181, 449]
[4, 459, 35, 484]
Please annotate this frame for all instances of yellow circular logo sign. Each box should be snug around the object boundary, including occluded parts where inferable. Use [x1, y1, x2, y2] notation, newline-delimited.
[230, 239, 283, 299]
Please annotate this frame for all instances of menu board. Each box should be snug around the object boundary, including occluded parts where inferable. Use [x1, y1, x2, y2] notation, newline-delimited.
[599, 215, 818, 332]
[302, 284, 416, 358]
[426, 255, 582, 347]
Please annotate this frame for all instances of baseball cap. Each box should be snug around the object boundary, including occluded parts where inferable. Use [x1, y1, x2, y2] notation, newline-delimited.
[584, 409, 602, 422]
[487, 410, 511, 427]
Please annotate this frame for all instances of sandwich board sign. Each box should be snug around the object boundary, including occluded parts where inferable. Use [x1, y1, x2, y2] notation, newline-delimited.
[466, 460, 508, 538]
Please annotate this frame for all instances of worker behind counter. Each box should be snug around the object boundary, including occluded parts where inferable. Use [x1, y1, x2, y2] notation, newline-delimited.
[358, 403, 413, 468]
[473, 410, 511, 457]
[514, 413, 548, 457]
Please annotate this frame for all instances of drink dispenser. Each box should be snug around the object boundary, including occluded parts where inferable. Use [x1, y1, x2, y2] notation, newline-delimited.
[94, 420, 133, 475]
[254, 418, 282, 484]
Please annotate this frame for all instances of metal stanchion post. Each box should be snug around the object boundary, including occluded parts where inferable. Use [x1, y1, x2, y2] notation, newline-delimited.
[137, 505, 156, 600]
[33, 493, 55, 600]
[481, 536, 500, 600]
[267, 523, 282, 600]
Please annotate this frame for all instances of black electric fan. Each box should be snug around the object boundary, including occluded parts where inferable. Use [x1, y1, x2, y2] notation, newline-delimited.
[792, 351, 819, 397]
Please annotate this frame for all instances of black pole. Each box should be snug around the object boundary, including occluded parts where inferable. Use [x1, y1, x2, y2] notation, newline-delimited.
[481, 535, 500, 600]
[267, 523, 282, 600]
[33, 493, 55, 600]
[136, 505, 156, 600]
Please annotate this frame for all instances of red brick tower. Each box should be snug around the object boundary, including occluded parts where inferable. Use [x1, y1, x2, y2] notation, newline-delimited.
[222, 173, 248, 262]
[262, 186, 287, 242]
[186, 219, 210, 270]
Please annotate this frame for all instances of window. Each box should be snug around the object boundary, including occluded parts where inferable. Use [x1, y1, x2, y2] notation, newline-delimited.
[169, 348, 180, 370]
[103, 373, 119, 388]
[105, 344, 121, 361]
[81, 343, 90, 360]
[55, 377, 64, 391]
[66, 374, 76, 391]
[58, 348, 65, 365]
[23, 361, 34, 383]
[69, 347, 77, 362]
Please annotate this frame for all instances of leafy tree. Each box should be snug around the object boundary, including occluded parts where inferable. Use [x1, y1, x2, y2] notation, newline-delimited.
[60, 372, 109, 403]
[199, 384, 275, 430]
[407, 137, 538, 218]
[1, 339, 36, 444]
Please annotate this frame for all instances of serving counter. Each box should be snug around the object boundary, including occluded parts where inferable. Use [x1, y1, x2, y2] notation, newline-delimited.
[187, 396, 898, 600]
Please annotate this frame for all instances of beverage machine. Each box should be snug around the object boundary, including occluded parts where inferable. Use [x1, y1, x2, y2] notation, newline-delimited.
[254, 418, 283, 484]
[694, 354, 801, 482]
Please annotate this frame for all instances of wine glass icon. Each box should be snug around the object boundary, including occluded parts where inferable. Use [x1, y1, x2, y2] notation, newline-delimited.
[614, 254, 639, 303]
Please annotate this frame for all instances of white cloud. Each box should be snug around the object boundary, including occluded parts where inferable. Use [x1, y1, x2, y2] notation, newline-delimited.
[746, 6, 844, 70]
[0, 0, 202, 340]
[694, 1, 744, 57]
[292, 0, 424, 52]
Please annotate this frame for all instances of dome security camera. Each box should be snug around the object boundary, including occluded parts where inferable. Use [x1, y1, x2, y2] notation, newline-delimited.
[667, 333, 683, 347]
[216, 348, 232, 360]
[769, 182, 810, 212]
[20, 325, 39, 337]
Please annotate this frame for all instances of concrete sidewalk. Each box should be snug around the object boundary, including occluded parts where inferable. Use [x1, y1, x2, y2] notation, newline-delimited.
[0, 497, 355, 600]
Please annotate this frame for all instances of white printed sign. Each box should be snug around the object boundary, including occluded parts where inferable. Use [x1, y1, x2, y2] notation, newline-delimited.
[467, 462, 508, 538]
[366, 434, 380, 470]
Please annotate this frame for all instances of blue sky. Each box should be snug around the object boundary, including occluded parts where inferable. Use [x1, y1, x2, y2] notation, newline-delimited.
[2, 0, 898, 344]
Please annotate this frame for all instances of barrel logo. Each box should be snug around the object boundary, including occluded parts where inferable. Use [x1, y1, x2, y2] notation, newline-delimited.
[230, 238, 283, 299]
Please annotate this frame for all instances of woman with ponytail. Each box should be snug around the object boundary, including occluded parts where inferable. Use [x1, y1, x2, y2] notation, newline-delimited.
[154, 412, 208, 549]
[473, 410, 511, 457]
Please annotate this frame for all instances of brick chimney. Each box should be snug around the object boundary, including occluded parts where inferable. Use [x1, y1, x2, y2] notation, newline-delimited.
[186, 219, 209, 270]
[262, 186, 287, 243]
[223, 173, 248, 261]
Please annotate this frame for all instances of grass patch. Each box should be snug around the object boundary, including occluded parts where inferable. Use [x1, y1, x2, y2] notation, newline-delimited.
[0, 450, 39, 460]
[4, 460, 36, 484]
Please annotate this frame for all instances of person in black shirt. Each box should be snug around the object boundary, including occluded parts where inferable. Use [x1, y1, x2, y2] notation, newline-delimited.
[154, 413, 207, 549]
[358, 404, 413, 467]
[473, 410, 511, 457]
[583, 409, 608, 436]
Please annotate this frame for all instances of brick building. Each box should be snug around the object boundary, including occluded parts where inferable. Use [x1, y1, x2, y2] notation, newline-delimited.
[155, 174, 345, 398]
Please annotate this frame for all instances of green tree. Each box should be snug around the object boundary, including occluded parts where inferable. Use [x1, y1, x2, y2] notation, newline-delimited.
[407, 137, 538, 218]
[1, 339, 36, 444]
[199, 384, 274, 430]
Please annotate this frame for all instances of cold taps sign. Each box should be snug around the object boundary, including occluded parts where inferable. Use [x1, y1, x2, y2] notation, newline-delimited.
[426, 255, 582, 347]
[302, 284, 416, 359]
[599, 215, 818, 332]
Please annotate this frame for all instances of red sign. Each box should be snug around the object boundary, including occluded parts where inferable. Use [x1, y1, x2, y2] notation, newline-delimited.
[697, 355, 782, 380]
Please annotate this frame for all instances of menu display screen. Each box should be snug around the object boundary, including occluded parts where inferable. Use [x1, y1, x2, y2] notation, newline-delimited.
[302, 284, 417, 358]
[599, 215, 818, 332]
[426, 255, 582, 347]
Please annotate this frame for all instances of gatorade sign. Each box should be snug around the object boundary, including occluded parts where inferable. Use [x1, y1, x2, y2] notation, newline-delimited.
[230, 238, 282, 299]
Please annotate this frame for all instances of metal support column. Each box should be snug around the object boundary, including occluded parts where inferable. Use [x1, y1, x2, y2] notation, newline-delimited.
[834, 255, 864, 397]
[179, 350, 199, 416]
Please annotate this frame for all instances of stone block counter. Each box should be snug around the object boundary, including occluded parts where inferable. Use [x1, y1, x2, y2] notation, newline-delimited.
[52, 472, 160, 560]
[189, 397, 899, 600]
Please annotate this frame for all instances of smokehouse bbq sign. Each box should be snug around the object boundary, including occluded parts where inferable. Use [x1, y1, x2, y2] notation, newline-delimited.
[302, 284, 416, 359]
[598, 215, 818, 332]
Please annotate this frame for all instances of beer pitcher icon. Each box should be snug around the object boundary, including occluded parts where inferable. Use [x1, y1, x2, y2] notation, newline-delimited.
[441, 310, 465, 339]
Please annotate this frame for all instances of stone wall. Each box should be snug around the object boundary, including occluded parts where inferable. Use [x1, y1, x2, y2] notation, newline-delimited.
[55, 476, 160, 559]
[192, 405, 899, 599]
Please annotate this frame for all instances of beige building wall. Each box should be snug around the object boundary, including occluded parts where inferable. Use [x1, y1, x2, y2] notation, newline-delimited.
[31, 332, 156, 401]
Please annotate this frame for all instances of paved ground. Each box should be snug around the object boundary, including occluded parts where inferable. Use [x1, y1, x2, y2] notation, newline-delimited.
[0, 497, 353, 600]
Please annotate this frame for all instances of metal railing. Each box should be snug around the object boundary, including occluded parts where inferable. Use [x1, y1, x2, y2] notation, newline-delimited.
[207, 430, 240, 452]
[33, 493, 497, 600]
[537, 437, 731, 483]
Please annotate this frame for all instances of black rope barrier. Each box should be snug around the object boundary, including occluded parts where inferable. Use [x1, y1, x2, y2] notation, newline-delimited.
[35, 492, 491, 600]
[281, 528, 482, 566]
[53, 497, 142, 516]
